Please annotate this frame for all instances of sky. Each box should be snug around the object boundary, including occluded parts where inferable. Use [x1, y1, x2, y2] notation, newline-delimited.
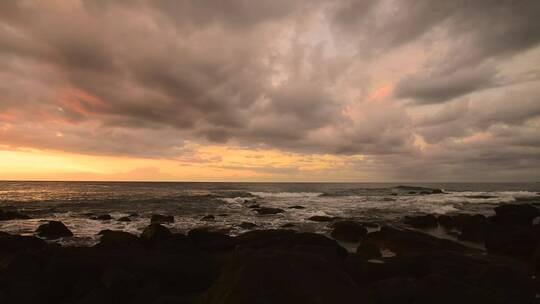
[0, 0, 539, 182]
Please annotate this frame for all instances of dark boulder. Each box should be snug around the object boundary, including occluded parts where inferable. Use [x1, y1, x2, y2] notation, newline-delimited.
[201, 251, 364, 304]
[330, 221, 367, 242]
[90, 214, 112, 220]
[356, 241, 381, 259]
[247, 204, 260, 209]
[0, 209, 31, 221]
[458, 214, 487, 243]
[141, 224, 172, 243]
[151, 214, 174, 224]
[404, 214, 438, 229]
[35, 221, 73, 239]
[281, 223, 295, 228]
[288, 205, 305, 209]
[438, 214, 476, 230]
[117, 216, 131, 222]
[237, 222, 257, 229]
[187, 228, 234, 251]
[201, 215, 215, 221]
[0, 234, 47, 253]
[493, 204, 539, 226]
[364, 226, 474, 257]
[307, 215, 334, 222]
[96, 230, 142, 250]
[254, 207, 284, 215]
[484, 220, 540, 260]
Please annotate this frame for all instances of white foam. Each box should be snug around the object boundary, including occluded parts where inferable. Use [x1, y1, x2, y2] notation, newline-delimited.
[250, 192, 322, 198]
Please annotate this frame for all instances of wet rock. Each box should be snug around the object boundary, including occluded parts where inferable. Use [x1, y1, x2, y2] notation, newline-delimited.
[404, 214, 438, 229]
[0, 209, 31, 221]
[364, 226, 474, 257]
[237, 222, 257, 229]
[201, 251, 364, 304]
[371, 277, 416, 304]
[201, 215, 215, 221]
[330, 221, 367, 242]
[307, 215, 334, 222]
[0, 234, 47, 253]
[218, 213, 229, 217]
[90, 214, 112, 220]
[188, 228, 234, 251]
[458, 214, 487, 243]
[141, 224, 172, 243]
[395, 185, 444, 194]
[117, 216, 131, 222]
[129, 212, 139, 217]
[356, 241, 381, 259]
[35, 221, 73, 239]
[254, 207, 284, 215]
[484, 220, 539, 260]
[493, 204, 539, 226]
[247, 204, 260, 209]
[151, 214, 174, 224]
[96, 230, 142, 250]
[281, 223, 295, 228]
[288, 205, 305, 209]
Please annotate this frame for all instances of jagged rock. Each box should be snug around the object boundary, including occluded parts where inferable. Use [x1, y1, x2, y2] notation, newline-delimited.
[141, 224, 172, 243]
[96, 230, 142, 249]
[356, 241, 381, 259]
[237, 222, 257, 229]
[330, 221, 367, 242]
[201, 215, 215, 221]
[0, 209, 31, 221]
[35, 221, 73, 239]
[307, 215, 334, 222]
[404, 214, 438, 229]
[151, 214, 174, 224]
[254, 207, 284, 215]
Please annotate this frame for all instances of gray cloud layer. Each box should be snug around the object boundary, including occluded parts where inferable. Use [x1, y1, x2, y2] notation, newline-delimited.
[0, 0, 539, 180]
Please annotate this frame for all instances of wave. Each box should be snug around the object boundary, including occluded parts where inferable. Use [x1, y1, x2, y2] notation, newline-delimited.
[249, 192, 323, 198]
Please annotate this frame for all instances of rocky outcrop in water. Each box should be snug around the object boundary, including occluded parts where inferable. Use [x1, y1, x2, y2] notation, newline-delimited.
[150, 214, 174, 224]
[35, 221, 73, 239]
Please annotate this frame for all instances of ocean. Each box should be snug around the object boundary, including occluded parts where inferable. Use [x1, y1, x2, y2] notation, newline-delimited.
[1, 181, 539, 246]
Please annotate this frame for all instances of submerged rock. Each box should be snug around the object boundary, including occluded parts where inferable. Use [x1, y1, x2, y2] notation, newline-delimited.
[96, 230, 142, 249]
[141, 224, 172, 243]
[117, 216, 131, 222]
[151, 214, 174, 224]
[288, 205, 306, 209]
[307, 215, 334, 222]
[404, 214, 438, 229]
[201, 215, 215, 221]
[0, 209, 31, 221]
[254, 207, 284, 215]
[237, 222, 257, 229]
[330, 221, 367, 242]
[36, 221, 73, 239]
[356, 241, 381, 259]
[90, 214, 112, 220]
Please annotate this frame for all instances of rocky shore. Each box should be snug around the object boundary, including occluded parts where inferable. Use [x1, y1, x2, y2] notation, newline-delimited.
[1, 203, 540, 304]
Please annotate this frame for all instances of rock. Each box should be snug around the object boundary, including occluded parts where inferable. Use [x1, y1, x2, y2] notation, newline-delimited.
[404, 214, 438, 229]
[330, 221, 367, 242]
[201, 215, 215, 221]
[129, 212, 139, 217]
[458, 214, 486, 242]
[117, 216, 131, 222]
[281, 223, 295, 228]
[96, 230, 142, 249]
[484, 220, 539, 260]
[218, 213, 229, 217]
[254, 207, 284, 215]
[395, 185, 444, 194]
[493, 204, 539, 226]
[0, 209, 31, 221]
[247, 204, 260, 209]
[0, 234, 47, 253]
[141, 224, 172, 243]
[188, 228, 234, 251]
[307, 215, 334, 222]
[35, 221, 73, 239]
[364, 226, 474, 257]
[151, 214, 174, 224]
[235, 230, 348, 262]
[356, 241, 381, 259]
[371, 277, 417, 304]
[237, 222, 257, 229]
[201, 251, 364, 304]
[288, 205, 305, 209]
[90, 214, 112, 220]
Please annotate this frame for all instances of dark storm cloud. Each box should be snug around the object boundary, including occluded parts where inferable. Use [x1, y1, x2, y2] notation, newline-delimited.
[0, 0, 539, 181]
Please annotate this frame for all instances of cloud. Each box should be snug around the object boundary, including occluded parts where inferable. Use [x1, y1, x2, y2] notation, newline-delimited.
[0, 0, 538, 181]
